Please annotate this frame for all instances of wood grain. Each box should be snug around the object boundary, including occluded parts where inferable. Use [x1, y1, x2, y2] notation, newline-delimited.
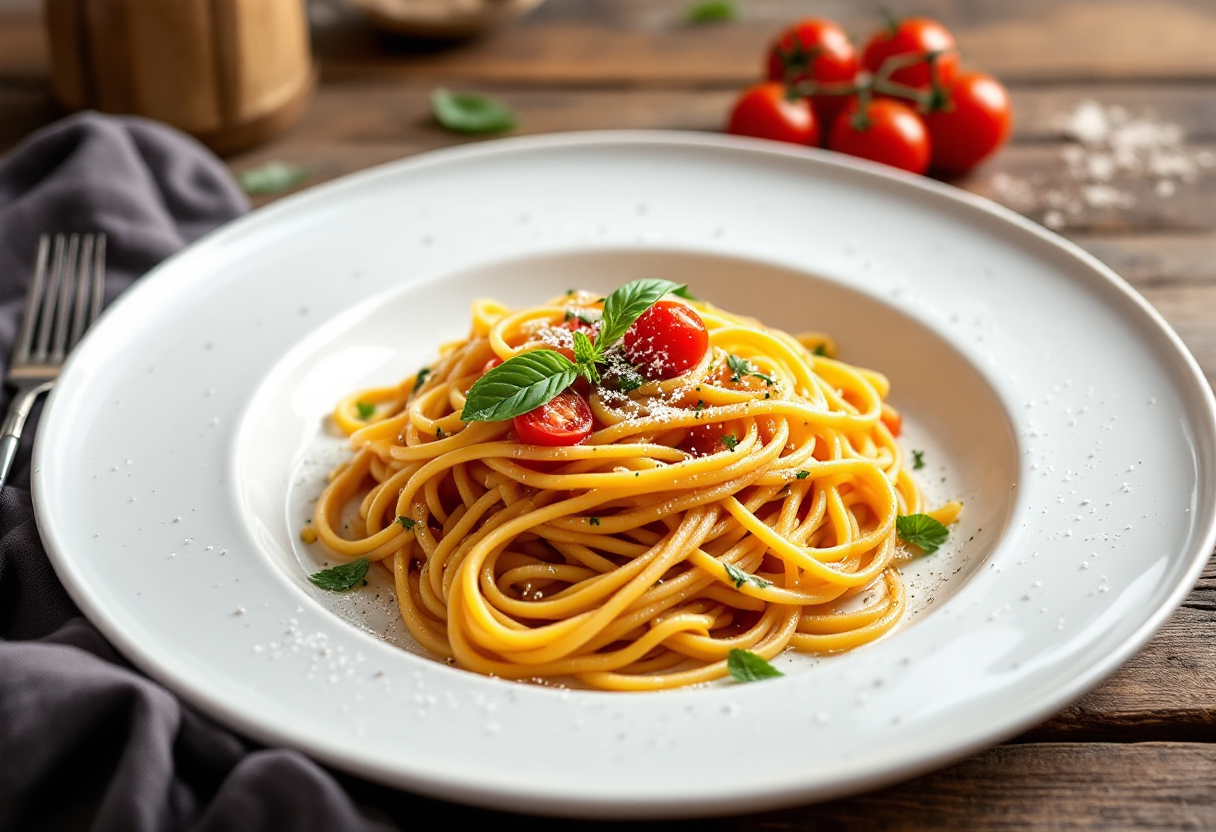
[8, 0, 1216, 84]
[342, 743, 1216, 830]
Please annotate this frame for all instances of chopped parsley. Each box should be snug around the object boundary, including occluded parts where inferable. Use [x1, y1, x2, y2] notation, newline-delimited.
[412, 367, 431, 394]
[812, 343, 829, 357]
[727, 649, 783, 682]
[721, 435, 739, 451]
[396, 516, 417, 531]
[589, 517, 601, 526]
[795, 470, 810, 480]
[912, 450, 926, 470]
[355, 401, 375, 420]
[308, 558, 370, 591]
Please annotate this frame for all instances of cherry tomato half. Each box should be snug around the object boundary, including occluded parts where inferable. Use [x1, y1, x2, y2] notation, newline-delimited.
[513, 390, 593, 447]
[765, 18, 859, 135]
[727, 82, 820, 147]
[828, 99, 931, 175]
[862, 17, 958, 92]
[921, 71, 1012, 175]
[622, 301, 710, 381]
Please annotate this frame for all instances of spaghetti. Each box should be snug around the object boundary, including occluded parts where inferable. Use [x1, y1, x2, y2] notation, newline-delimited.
[311, 285, 958, 691]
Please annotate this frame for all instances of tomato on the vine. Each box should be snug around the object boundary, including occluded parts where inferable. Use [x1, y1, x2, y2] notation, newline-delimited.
[513, 390, 593, 446]
[622, 301, 709, 380]
[862, 17, 958, 91]
[765, 18, 859, 135]
[727, 82, 820, 146]
[828, 99, 930, 174]
[921, 71, 1012, 175]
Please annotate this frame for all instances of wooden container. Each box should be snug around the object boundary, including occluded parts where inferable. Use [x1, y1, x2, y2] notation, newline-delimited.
[44, 0, 315, 155]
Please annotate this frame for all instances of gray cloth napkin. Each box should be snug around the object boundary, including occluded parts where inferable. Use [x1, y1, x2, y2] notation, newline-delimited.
[0, 113, 402, 832]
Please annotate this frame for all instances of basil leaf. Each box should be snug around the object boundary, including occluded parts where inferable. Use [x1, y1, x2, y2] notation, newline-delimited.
[237, 161, 310, 195]
[685, 0, 737, 24]
[724, 562, 771, 589]
[432, 89, 516, 134]
[598, 279, 684, 348]
[727, 648, 783, 682]
[572, 330, 601, 383]
[461, 350, 577, 422]
[896, 514, 949, 554]
[309, 557, 370, 591]
[671, 285, 698, 301]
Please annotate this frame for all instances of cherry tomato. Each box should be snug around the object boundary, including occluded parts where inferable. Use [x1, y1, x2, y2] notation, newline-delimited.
[482, 357, 503, 374]
[921, 71, 1012, 175]
[622, 301, 710, 381]
[828, 99, 930, 175]
[765, 18, 859, 136]
[513, 390, 593, 447]
[727, 82, 820, 146]
[862, 17, 958, 91]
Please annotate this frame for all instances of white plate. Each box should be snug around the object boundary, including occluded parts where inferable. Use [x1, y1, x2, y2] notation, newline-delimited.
[34, 132, 1216, 819]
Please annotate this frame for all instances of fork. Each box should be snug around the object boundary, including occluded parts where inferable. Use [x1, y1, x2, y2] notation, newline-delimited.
[0, 233, 107, 489]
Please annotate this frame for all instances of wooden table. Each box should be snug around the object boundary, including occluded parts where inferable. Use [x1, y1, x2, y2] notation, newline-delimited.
[3, 0, 1216, 827]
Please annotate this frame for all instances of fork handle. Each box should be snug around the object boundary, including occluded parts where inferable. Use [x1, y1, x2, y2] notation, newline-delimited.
[0, 381, 54, 489]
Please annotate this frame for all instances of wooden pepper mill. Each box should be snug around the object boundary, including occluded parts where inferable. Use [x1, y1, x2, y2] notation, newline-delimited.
[43, 0, 315, 155]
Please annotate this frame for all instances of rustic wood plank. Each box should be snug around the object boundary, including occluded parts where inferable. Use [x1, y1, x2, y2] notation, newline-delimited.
[8, 0, 1216, 85]
[309, 0, 1216, 85]
[344, 743, 1216, 830]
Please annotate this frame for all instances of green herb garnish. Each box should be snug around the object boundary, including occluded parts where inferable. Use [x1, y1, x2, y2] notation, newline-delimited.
[684, 0, 737, 24]
[795, 470, 810, 480]
[355, 401, 375, 420]
[413, 367, 431, 394]
[460, 280, 684, 422]
[912, 450, 925, 470]
[727, 648, 783, 682]
[431, 89, 516, 134]
[671, 285, 699, 301]
[396, 516, 417, 531]
[589, 517, 601, 526]
[308, 558, 370, 591]
[721, 435, 739, 451]
[460, 349, 579, 422]
[896, 514, 949, 554]
[237, 161, 310, 195]
[724, 562, 771, 589]
[812, 343, 829, 357]
[726, 353, 774, 386]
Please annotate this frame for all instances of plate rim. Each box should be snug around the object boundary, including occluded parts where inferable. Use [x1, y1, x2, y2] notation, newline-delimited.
[32, 130, 1216, 818]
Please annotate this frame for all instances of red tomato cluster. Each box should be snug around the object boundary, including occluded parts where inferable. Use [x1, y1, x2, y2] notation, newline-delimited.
[727, 15, 1012, 177]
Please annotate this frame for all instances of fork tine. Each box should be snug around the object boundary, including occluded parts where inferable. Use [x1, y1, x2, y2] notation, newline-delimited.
[67, 235, 94, 351]
[33, 234, 72, 363]
[51, 234, 84, 363]
[13, 235, 51, 365]
[88, 234, 106, 326]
